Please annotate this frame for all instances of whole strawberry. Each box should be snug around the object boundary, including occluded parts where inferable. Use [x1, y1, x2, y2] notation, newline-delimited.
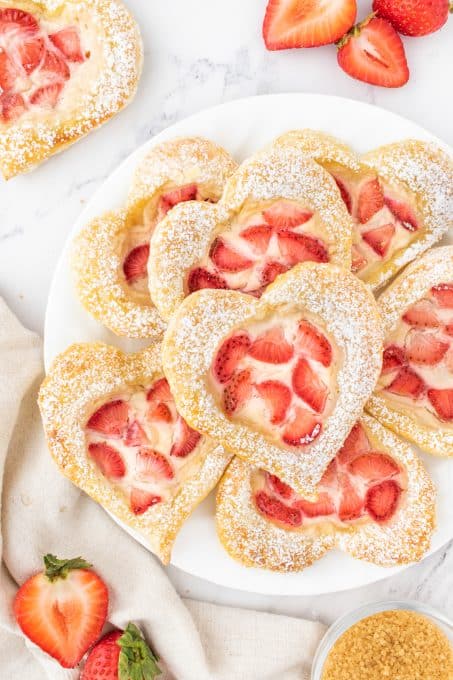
[373, 0, 452, 36]
[81, 623, 161, 680]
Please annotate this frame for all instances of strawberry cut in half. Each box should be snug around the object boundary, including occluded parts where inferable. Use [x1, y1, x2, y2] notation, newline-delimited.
[87, 399, 129, 437]
[260, 261, 289, 286]
[39, 49, 70, 82]
[255, 490, 303, 527]
[263, 0, 357, 50]
[386, 366, 425, 399]
[130, 488, 161, 515]
[266, 472, 293, 499]
[214, 332, 251, 383]
[29, 83, 64, 108]
[402, 299, 439, 328]
[338, 474, 363, 521]
[50, 27, 84, 63]
[337, 14, 409, 88]
[187, 267, 228, 293]
[362, 223, 395, 257]
[256, 380, 292, 424]
[240, 224, 273, 254]
[159, 183, 198, 215]
[263, 201, 313, 228]
[431, 283, 453, 309]
[295, 491, 335, 518]
[88, 442, 126, 479]
[427, 388, 453, 421]
[136, 447, 174, 480]
[223, 369, 253, 415]
[0, 49, 20, 90]
[357, 178, 384, 224]
[0, 9, 39, 37]
[365, 479, 401, 522]
[170, 416, 202, 457]
[249, 326, 294, 364]
[0, 91, 26, 122]
[123, 244, 150, 283]
[296, 319, 332, 367]
[292, 357, 328, 413]
[282, 406, 322, 446]
[210, 238, 253, 273]
[123, 419, 148, 447]
[405, 329, 449, 366]
[382, 344, 406, 374]
[18, 36, 45, 74]
[14, 554, 108, 668]
[278, 230, 329, 265]
[349, 452, 400, 481]
[337, 421, 371, 465]
[385, 196, 418, 231]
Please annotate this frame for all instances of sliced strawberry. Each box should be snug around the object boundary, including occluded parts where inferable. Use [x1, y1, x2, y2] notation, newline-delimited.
[39, 49, 70, 81]
[295, 492, 335, 518]
[362, 223, 395, 257]
[187, 267, 228, 293]
[320, 459, 338, 487]
[87, 400, 129, 437]
[349, 452, 400, 481]
[249, 326, 294, 364]
[260, 260, 289, 286]
[266, 472, 293, 500]
[338, 475, 363, 521]
[214, 332, 251, 383]
[49, 27, 84, 63]
[256, 380, 292, 424]
[427, 388, 453, 421]
[0, 91, 26, 122]
[170, 416, 202, 457]
[210, 238, 252, 273]
[282, 406, 322, 446]
[333, 175, 352, 214]
[148, 402, 173, 423]
[123, 420, 148, 447]
[88, 443, 126, 479]
[240, 224, 272, 254]
[385, 196, 418, 231]
[337, 15, 409, 88]
[0, 9, 39, 36]
[292, 358, 328, 413]
[431, 283, 453, 309]
[405, 329, 449, 365]
[254, 490, 302, 527]
[386, 366, 425, 399]
[29, 83, 63, 108]
[263, 0, 357, 50]
[337, 422, 371, 465]
[123, 244, 149, 283]
[445, 323, 453, 337]
[18, 36, 45, 74]
[351, 244, 367, 273]
[130, 488, 161, 515]
[159, 183, 198, 215]
[382, 344, 406, 374]
[14, 554, 108, 669]
[278, 230, 329, 265]
[402, 299, 439, 328]
[147, 377, 172, 403]
[0, 49, 19, 90]
[262, 201, 313, 228]
[357, 178, 384, 223]
[365, 479, 400, 522]
[136, 448, 174, 480]
[297, 319, 332, 367]
[223, 369, 252, 415]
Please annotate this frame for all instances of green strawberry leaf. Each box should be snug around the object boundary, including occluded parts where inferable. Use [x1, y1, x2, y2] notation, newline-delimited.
[118, 623, 161, 680]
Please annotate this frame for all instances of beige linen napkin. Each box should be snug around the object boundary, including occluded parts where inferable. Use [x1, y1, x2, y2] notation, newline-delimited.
[0, 297, 325, 680]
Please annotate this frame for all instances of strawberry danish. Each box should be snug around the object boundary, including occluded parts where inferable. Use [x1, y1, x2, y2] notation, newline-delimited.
[367, 246, 453, 457]
[0, 1, 142, 178]
[162, 262, 382, 497]
[216, 416, 435, 572]
[73, 137, 237, 338]
[38, 342, 231, 563]
[149, 142, 353, 321]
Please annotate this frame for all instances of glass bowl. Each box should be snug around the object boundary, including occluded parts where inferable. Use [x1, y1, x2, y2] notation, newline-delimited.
[311, 599, 453, 680]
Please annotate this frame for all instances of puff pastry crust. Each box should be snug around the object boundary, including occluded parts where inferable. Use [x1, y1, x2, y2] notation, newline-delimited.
[73, 137, 237, 338]
[216, 415, 435, 572]
[38, 342, 231, 564]
[367, 246, 453, 457]
[0, 0, 143, 179]
[149, 141, 353, 321]
[162, 262, 382, 497]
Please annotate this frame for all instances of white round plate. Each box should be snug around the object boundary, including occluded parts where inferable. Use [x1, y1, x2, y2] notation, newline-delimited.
[44, 93, 453, 595]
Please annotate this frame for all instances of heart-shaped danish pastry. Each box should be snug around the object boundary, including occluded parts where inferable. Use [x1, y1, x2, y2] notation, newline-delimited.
[0, 0, 142, 178]
[38, 342, 231, 563]
[275, 131, 453, 290]
[216, 415, 435, 572]
[367, 246, 453, 457]
[73, 137, 237, 338]
[149, 142, 353, 321]
[162, 262, 383, 497]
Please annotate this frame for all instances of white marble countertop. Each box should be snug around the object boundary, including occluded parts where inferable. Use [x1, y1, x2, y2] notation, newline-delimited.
[1, 0, 452, 626]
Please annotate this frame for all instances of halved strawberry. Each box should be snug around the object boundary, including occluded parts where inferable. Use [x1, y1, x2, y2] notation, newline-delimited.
[170, 416, 202, 456]
[349, 452, 400, 481]
[431, 283, 453, 309]
[338, 474, 363, 521]
[223, 369, 252, 415]
[362, 223, 395, 257]
[39, 49, 70, 81]
[382, 344, 406, 374]
[254, 490, 302, 527]
[0, 9, 39, 36]
[262, 201, 313, 228]
[136, 448, 174, 480]
[386, 366, 425, 399]
[0, 91, 26, 122]
[159, 183, 198, 215]
[210, 238, 252, 273]
[88, 443, 126, 479]
[292, 358, 328, 413]
[266, 472, 293, 499]
[14, 554, 108, 669]
[365, 479, 400, 522]
[130, 488, 161, 515]
[249, 326, 294, 364]
[337, 421, 371, 465]
[263, 0, 357, 50]
[402, 299, 439, 328]
[297, 319, 332, 367]
[49, 27, 84, 63]
[357, 178, 384, 223]
[187, 267, 228, 292]
[0, 49, 19, 90]
[214, 332, 251, 383]
[256, 380, 292, 424]
[351, 244, 367, 273]
[87, 399, 129, 437]
[405, 329, 449, 365]
[123, 244, 149, 283]
[148, 402, 173, 423]
[278, 230, 329, 265]
[337, 15, 409, 88]
[427, 388, 453, 421]
[385, 196, 418, 231]
[333, 175, 352, 214]
[29, 83, 63, 108]
[18, 37, 45, 74]
[147, 377, 172, 403]
[240, 224, 272, 254]
[260, 261, 289, 286]
[123, 420, 148, 447]
[295, 492, 335, 518]
[282, 406, 322, 446]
